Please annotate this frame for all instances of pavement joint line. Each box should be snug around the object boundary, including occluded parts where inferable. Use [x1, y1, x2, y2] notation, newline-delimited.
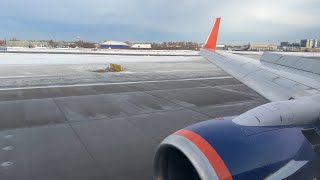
[102, 84, 212, 143]
[185, 99, 268, 119]
[0, 76, 233, 91]
[0, 83, 243, 103]
[143, 83, 243, 94]
[129, 85, 213, 120]
[51, 98, 107, 178]
[202, 99, 267, 109]
[100, 80, 209, 121]
[124, 117, 161, 146]
[213, 85, 263, 98]
[68, 108, 186, 124]
[143, 91, 212, 119]
[53, 98, 111, 179]
[134, 84, 266, 119]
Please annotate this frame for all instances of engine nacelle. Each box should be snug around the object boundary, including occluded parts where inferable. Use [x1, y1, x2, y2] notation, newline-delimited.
[233, 96, 320, 127]
[154, 114, 320, 179]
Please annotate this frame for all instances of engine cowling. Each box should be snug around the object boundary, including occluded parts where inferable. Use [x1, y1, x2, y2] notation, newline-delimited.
[153, 117, 320, 180]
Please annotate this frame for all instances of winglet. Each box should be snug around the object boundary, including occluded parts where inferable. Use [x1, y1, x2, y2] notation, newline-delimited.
[204, 18, 221, 50]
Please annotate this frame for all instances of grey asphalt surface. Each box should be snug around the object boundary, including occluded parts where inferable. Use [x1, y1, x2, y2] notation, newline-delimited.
[0, 55, 268, 180]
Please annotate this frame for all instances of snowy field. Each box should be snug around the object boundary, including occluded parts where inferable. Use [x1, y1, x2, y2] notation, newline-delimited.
[1, 50, 320, 88]
[1, 50, 320, 66]
[5, 47, 199, 56]
[0, 53, 201, 66]
[0, 52, 223, 89]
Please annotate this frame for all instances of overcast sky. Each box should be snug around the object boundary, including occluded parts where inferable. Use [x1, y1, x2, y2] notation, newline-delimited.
[1, 0, 319, 43]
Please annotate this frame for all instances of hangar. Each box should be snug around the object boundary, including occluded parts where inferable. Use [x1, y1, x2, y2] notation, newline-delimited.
[99, 41, 130, 49]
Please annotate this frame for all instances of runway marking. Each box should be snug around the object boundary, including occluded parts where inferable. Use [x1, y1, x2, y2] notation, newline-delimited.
[1, 161, 13, 168]
[0, 75, 57, 79]
[4, 135, 14, 139]
[122, 70, 220, 74]
[2, 146, 13, 151]
[0, 76, 233, 91]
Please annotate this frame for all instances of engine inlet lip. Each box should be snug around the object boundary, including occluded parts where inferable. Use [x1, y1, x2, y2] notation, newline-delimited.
[153, 134, 219, 180]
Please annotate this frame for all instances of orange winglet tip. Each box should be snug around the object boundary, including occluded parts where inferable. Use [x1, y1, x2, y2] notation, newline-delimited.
[204, 17, 221, 50]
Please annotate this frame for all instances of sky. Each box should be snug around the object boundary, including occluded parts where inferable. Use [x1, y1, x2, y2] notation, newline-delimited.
[0, 0, 320, 44]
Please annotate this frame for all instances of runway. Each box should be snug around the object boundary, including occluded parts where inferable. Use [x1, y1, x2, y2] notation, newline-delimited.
[0, 54, 268, 180]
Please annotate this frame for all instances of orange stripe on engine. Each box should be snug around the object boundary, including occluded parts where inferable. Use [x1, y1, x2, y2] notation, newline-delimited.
[175, 129, 232, 180]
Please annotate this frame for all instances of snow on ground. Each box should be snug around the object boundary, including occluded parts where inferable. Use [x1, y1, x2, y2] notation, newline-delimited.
[6, 47, 199, 56]
[2, 50, 320, 66]
[0, 54, 220, 89]
[5, 48, 320, 58]
[0, 53, 201, 66]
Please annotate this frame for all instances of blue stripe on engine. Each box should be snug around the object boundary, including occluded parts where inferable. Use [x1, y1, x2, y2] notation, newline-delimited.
[184, 119, 318, 179]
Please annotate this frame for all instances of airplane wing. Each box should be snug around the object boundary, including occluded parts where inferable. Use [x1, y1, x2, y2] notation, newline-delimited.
[153, 18, 320, 180]
[200, 18, 320, 102]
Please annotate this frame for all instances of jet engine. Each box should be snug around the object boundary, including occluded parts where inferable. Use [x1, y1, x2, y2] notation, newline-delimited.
[153, 98, 320, 180]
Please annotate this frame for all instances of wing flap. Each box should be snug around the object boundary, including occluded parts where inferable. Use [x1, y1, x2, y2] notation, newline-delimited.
[261, 52, 320, 75]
